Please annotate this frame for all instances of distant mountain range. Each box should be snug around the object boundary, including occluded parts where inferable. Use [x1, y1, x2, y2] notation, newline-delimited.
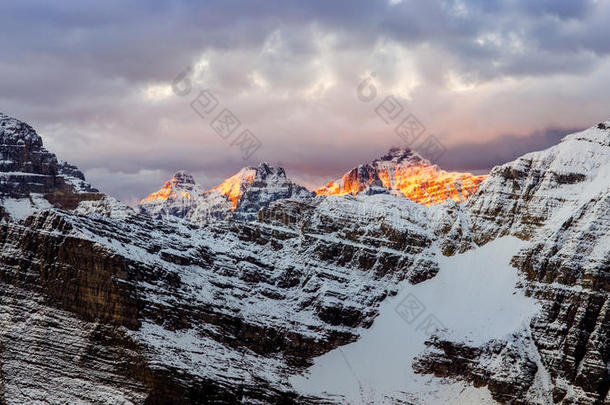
[138, 146, 486, 224]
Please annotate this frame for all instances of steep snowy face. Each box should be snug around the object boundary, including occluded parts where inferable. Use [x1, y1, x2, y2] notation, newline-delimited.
[417, 121, 610, 404]
[467, 121, 610, 244]
[138, 163, 313, 224]
[505, 123, 610, 289]
[316, 147, 487, 206]
[0, 113, 102, 218]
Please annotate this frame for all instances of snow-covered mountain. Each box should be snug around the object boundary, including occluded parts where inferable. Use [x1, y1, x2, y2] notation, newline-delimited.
[316, 146, 487, 206]
[0, 112, 102, 220]
[459, 121, 610, 404]
[138, 163, 313, 223]
[2, 112, 610, 404]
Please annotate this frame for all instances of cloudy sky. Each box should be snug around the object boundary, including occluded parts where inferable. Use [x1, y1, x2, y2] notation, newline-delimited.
[2, 0, 610, 204]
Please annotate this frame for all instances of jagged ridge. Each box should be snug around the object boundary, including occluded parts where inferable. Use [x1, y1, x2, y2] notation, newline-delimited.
[138, 163, 313, 223]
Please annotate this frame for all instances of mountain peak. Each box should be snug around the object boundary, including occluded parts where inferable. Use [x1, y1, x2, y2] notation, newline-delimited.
[0, 112, 43, 148]
[316, 147, 487, 205]
[140, 170, 197, 204]
[257, 161, 271, 171]
[563, 120, 610, 147]
[377, 146, 428, 164]
[254, 162, 287, 180]
[209, 167, 258, 209]
[0, 113, 100, 215]
[171, 170, 195, 185]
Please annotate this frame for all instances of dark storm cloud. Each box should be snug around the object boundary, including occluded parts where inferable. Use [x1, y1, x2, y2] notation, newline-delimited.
[3, 0, 604, 85]
[2, 0, 610, 202]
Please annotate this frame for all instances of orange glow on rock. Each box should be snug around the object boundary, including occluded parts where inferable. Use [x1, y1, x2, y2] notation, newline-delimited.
[207, 169, 257, 210]
[139, 175, 194, 204]
[140, 170, 257, 211]
[316, 164, 487, 206]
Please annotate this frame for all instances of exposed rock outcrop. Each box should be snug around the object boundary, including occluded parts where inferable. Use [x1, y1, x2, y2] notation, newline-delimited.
[414, 331, 543, 404]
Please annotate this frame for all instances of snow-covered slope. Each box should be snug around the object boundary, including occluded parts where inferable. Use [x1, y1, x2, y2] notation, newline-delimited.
[138, 163, 313, 223]
[317, 147, 487, 206]
[292, 236, 542, 404]
[75, 196, 136, 220]
[444, 121, 610, 404]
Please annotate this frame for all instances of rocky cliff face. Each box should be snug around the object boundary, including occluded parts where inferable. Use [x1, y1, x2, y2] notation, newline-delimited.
[316, 146, 487, 206]
[0, 111, 471, 402]
[413, 330, 543, 404]
[1, 192, 463, 403]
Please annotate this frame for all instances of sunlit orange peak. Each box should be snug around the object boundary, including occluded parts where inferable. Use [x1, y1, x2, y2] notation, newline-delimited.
[316, 147, 487, 206]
